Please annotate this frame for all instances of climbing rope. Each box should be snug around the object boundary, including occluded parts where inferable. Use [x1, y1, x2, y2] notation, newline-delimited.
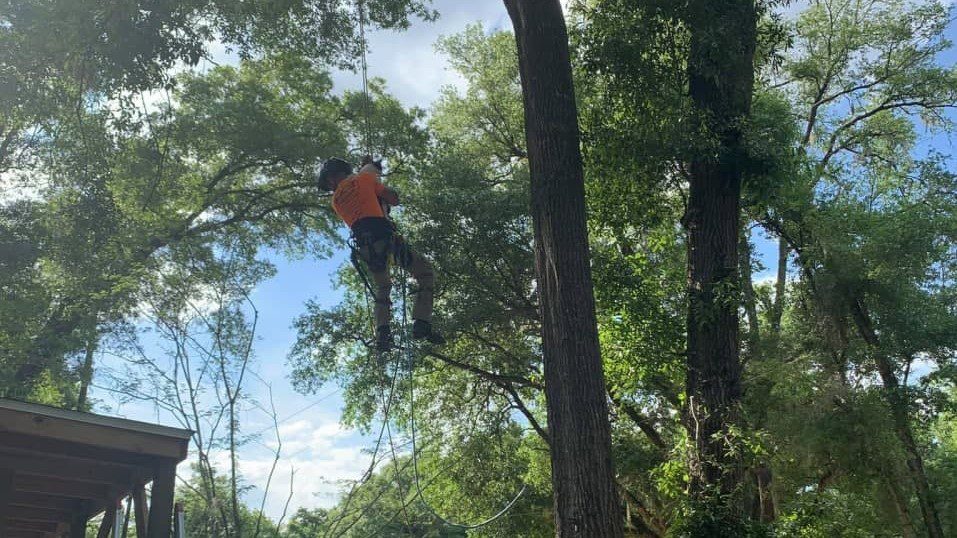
[323, 351, 402, 538]
[356, 0, 374, 156]
[398, 279, 527, 530]
[341, 262, 528, 533]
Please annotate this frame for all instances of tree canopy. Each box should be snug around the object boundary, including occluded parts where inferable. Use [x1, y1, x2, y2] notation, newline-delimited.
[1, 0, 955, 536]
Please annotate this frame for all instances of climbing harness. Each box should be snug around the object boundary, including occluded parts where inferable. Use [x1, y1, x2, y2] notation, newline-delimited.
[348, 235, 378, 299]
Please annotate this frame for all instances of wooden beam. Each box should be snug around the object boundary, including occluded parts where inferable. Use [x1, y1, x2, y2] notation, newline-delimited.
[96, 504, 116, 538]
[7, 518, 60, 533]
[10, 493, 77, 512]
[0, 446, 147, 474]
[5, 530, 47, 538]
[0, 408, 186, 460]
[0, 467, 14, 535]
[14, 475, 109, 500]
[146, 462, 176, 538]
[0, 433, 167, 468]
[133, 484, 148, 538]
[0, 453, 136, 487]
[7, 505, 72, 524]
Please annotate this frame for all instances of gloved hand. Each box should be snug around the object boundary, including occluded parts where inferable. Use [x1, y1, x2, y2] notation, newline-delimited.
[360, 154, 383, 172]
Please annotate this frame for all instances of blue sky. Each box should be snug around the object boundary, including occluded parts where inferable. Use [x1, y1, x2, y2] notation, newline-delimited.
[88, 0, 957, 521]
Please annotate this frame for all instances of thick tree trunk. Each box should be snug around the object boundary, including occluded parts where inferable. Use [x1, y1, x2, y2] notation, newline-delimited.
[683, 0, 757, 505]
[684, 166, 745, 495]
[504, 1, 623, 535]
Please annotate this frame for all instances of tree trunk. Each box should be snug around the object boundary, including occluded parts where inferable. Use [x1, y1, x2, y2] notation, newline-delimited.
[76, 337, 97, 411]
[848, 301, 944, 538]
[776, 228, 946, 538]
[880, 367, 942, 538]
[752, 464, 776, 523]
[884, 474, 917, 538]
[769, 238, 788, 332]
[683, 0, 757, 505]
[504, 1, 623, 535]
[739, 228, 761, 348]
[740, 231, 779, 522]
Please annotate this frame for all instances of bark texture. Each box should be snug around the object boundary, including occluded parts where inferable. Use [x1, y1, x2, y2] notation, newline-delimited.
[684, 0, 757, 501]
[884, 475, 917, 538]
[504, 1, 623, 535]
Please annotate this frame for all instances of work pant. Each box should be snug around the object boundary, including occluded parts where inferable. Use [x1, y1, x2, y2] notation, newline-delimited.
[356, 232, 435, 328]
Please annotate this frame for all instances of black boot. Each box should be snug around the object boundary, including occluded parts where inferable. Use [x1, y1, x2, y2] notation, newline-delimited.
[376, 325, 393, 352]
[412, 320, 445, 345]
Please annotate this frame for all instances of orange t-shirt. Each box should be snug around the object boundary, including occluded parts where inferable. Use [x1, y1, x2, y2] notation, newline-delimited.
[332, 169, 391, 228]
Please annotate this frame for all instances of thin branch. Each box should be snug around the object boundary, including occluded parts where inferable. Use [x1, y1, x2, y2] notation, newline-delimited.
[423, 349, 541, 389]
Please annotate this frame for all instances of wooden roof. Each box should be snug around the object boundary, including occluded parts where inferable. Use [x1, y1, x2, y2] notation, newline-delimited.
[0, 399, 191, 537]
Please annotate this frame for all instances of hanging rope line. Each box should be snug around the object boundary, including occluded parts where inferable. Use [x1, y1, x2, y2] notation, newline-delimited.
[348, 237, 378, 300]
[356, 0, 374, 156]
[399, 279, 527, 530]
[323, 352, 403, 538]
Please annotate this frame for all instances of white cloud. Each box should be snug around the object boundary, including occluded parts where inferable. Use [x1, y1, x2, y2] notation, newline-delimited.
[332, 0, 511, 109]
[265, 419, 351, 454]
[235, 415, 377, 520]
[242, 446, 371, 517]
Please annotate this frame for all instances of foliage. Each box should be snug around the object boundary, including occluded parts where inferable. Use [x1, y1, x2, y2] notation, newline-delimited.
[178, 468, 284, 538]
[1, 0, 956, 536]
[0, 53, 352, 398]
[0, 0, 436, 96]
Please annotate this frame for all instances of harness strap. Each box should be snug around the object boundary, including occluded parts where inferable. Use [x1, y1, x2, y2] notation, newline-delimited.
[348, 236, 378, 299]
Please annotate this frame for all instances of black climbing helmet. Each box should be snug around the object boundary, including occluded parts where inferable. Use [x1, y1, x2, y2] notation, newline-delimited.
[317, 157, 353, 190]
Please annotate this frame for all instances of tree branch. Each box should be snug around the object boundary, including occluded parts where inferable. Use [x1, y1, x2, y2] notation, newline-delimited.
[423, 349, 542, 389]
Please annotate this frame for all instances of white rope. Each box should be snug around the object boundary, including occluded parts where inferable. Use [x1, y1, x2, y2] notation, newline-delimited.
[401, 279, 527, 530]
[356, 0, 374, 155]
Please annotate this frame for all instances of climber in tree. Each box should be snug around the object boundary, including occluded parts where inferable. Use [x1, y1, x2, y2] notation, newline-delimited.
[319, 155, 445, 352]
